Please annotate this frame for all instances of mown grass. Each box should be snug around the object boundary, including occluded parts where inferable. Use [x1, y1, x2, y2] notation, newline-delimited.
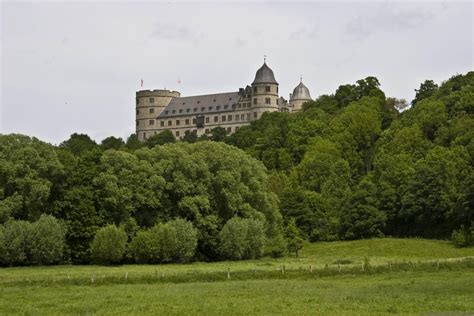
[1, 238, 473, 315]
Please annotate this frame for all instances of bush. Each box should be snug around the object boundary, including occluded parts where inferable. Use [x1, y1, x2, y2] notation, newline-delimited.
[169, 218, 198, 263]
[451, 226, 472, 247]
[29, 215, 66, 265]
[219, 217, 266, 260]
[1, 220, 33, 266]
[90, 225, 127, 264]
[129, 230, 158, 264]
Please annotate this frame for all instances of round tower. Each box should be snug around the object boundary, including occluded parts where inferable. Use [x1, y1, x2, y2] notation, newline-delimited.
[135, 89, 180, 140]
[290, 79, 312, 112]
[250, 60, 279, 119]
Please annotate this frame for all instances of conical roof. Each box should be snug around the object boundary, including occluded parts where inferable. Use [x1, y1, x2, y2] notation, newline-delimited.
[291, 81, 312, 100]
[252, 62, 278, 85]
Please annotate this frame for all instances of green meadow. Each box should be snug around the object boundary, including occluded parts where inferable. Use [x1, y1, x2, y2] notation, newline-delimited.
[1, 238, 473, 315]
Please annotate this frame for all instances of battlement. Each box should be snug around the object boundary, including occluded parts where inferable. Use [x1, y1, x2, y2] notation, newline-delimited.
[136, 89, 181, 98]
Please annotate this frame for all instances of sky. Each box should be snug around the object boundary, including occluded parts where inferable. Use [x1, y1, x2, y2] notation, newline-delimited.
[1, 0, 473, 145]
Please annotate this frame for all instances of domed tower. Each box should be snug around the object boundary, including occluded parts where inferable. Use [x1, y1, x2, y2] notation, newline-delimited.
[289, 79, 312, 112]
[135, 89, 180, 141]
[250, 59, 279, 119]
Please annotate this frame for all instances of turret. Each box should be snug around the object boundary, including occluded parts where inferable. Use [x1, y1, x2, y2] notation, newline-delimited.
[290, 79, 312, 112]
[135, 89, 180, 140]
[250, 60, 279, 119]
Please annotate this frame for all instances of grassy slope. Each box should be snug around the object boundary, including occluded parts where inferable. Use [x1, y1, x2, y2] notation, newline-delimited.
[1, 238, 473, 315]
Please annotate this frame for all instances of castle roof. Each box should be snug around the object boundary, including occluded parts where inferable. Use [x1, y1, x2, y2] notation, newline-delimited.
[157, 92, 240, 118]
[291, 81, 312, 101]
[252, 62, 278, 85]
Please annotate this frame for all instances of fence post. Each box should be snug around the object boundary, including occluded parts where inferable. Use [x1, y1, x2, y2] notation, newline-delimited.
[125, 272, 128, 281]
[227, 268, 231, 280]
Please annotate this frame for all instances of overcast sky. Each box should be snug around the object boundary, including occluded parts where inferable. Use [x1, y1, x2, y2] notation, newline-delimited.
[1, 1, 472, 144]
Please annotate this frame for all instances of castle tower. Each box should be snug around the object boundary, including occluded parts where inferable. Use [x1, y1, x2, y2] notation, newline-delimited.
[136, 89, 180, 140]
[289, 79, 312, 112]
[251, 60, 279, 119]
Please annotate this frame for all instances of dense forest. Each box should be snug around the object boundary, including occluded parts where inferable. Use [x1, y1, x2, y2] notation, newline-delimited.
[0, 71, 472, 266]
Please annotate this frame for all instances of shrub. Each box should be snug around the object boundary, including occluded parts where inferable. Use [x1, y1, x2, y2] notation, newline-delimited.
[29, 215, 66, 265]
[219, 217, 248, 260]
[245, 219, 265, 259]
[219, 217, 266, 260]
[90, 225, 127, 265]
[1, 220, 33, 266]
[169, 218, 198, 263]
[451, 226, 472, 248]
[129, 230, 158, 264]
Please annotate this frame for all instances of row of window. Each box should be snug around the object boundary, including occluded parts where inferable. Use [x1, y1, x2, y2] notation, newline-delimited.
[137, 112, 259, 127]
[137, 102, 256, 116]
[142, 126, 241, 140]
[253, 86, 278, 93]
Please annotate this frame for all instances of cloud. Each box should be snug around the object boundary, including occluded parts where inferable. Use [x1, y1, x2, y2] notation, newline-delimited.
[150, 23, 201, 42]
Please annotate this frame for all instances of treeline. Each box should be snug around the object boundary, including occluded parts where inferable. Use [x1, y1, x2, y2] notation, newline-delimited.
[0, 72, 472, 266]
[225, 72, 474, 245]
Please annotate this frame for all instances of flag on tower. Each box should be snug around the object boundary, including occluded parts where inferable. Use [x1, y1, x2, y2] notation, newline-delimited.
[140, 79, 143, 88]
[177, 77, 181, 85]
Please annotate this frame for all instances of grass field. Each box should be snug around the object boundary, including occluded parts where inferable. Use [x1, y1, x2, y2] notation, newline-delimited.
[1, 238, 473, 315]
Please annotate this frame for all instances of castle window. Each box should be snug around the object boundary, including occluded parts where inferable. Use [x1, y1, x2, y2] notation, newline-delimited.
[241, 114, 245, 120]
[136, 120, 139, 126]
[149, 98, 154, 103]
[201, 107, 205, 111]
[227, 127, 231, 133]
[214, 116, 218, 122]
[136, 98, 139, 105]
[182, 102, 186, 105]
[186, 108, 190, 113]
[192, 118, 196, 124]
[216, 106, 220, 110]
[277, 87, 279, 93]
[253, 98, 257, 105]
[165, 110, 169, 114]
[209, 106, 213, 111]
[179, 109, 183, 113]
[229, 97, 232, 101]
[149, 119, 155, 125]
[185, 119, 190, 125]
[160, 121, 164, 127]
[197, 101, 200, 104]
[205, 117, 210, 123]
[143, 132, 146, 139]
[222, 115, 226, 122]
[172, 110, 176, 114]
[265, 98, 271, 104]
[185, 130, 190, 135]
[247, 113, 251, 120]
[235, 115, 239, 121]
[238, 104, 242, 108]
[224, 105, 228, 109]
[168, 120, 172, 126]
[205, 129, 210, 133]
[193, 108, 197, 112]
[176, 120, 180, 126]
[176, 131, 180, 137]
[254, 112, 257, 118]
[265, 86, 271, 92]
[136, 109, 139, 115]
[253, 87, 257, 93]
[213, 99, 216, 102]
[228, 115, 232, 121]
[277, 99, 279, 105]
[236, 126, 240, 131]
[149, 108, 154, 114]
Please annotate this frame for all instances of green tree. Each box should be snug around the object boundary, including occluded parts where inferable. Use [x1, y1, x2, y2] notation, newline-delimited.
[144, 130, 175, 148]
[125, 133, 143, 150]
[219, 217, 248, 260]
[29, 214, 66, 265]
[209, 127, 228, 142]
[245, 218, 266, 259]
[286, 218, 304, 258]
[90, 225, 127, 265]
[412, 80, 438, 106]
[60, 133, 99, 155]
[101, 136, 125, 150]
[169, 218, 198, 262]
[1, 220, 32, 266]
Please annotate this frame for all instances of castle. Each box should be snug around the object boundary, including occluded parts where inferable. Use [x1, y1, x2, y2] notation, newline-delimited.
[135, 60, 312, 140]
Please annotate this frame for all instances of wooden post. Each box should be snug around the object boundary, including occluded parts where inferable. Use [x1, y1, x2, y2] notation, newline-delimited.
[309, 265, 313, 273]
[338, 264, 341, 272]
[227, 268, 231, 280]
[125, 272, 128, 280]
[91, 275, 95, 283]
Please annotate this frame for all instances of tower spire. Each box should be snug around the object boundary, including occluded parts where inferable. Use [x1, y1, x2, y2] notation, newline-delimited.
[300, 75, 303, 83]
[264, 55, 267, 63]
